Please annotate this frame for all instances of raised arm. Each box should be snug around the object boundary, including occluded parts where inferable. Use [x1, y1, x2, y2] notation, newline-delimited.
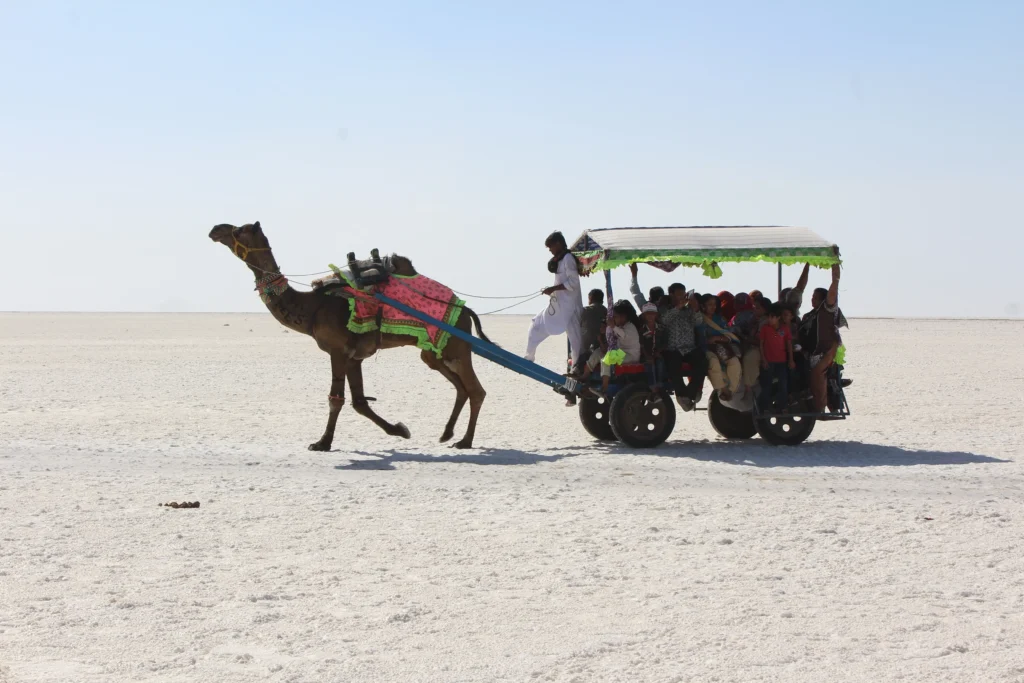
[793, 263, 811, 293]
[827, 264, 840, 307]
[628, 263, 646, 308]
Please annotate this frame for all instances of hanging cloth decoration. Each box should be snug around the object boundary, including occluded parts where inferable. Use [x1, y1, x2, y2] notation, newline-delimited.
[601, 349, 627, 366]
[701, 260, 723, 279]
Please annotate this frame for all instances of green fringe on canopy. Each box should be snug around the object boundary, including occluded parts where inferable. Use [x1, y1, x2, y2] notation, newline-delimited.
[575, 249, 841, 275]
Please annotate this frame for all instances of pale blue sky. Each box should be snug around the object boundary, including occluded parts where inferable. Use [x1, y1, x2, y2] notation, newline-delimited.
[1, 1, 1022, 316]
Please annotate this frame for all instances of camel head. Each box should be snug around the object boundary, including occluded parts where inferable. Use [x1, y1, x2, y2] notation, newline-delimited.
[209, 222, 279, 276]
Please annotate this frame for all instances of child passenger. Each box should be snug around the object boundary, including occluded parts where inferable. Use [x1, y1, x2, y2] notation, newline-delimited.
[758, 304, 796, 412]
[582, 301, 643, 397]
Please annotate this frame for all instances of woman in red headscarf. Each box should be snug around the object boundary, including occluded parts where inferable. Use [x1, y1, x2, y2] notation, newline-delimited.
[717, 291, 736, 324]
[731, 292, 761, 397]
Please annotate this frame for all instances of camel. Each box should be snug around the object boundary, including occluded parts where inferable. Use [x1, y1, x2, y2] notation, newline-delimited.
[209, 222, 488, 450]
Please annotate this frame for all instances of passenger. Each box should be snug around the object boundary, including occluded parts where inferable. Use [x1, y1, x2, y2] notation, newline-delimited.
[781, 306, 798, 339]
[730, 293, 754, 326]
[628, 263, 669, 314]
[782, 263, 811, 317]
[779, 287, 792, 308]
[582, 300, 642, 397]
[786, 306, 810, 394]
[731, 293, 761, 397]
[801, 264, 843, 411]
[700, 294, 742, 401]
[575, 289, 608, 374]
[660, 284, 708, 411]
[749, 289, 763, 303]
[758, 304, 795, 412]
[525, 231, 583, 365]
[639, 302, 662, 362]
[718, 291, 736, 322]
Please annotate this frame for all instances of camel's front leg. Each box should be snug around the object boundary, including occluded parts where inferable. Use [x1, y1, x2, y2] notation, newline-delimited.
[309, 352, 347, 451]
[347, 360, 411, 439]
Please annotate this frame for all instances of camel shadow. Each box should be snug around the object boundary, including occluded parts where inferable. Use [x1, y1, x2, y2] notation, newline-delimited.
[336, 448, 581, 470]
[643, 439, 1010, 468]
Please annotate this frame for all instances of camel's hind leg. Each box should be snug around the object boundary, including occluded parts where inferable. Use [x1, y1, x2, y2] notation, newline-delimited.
[446, 347, 486, 449]
[309, 352, 347, 452]
[346, 359, 411, 439]
[421, 349, 468, 443]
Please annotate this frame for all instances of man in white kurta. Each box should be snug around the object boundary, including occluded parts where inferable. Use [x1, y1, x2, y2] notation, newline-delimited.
[525, 233, 584, 366]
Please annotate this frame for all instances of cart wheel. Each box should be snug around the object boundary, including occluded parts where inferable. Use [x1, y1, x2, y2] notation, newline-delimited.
[755, 413, 816, 446]
[610, 384, 676, 448]
[707, 391, 756, 440]
[579, 395, 617, 441]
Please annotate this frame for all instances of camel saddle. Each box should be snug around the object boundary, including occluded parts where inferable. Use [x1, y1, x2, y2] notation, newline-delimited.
[312, 249, 395, 294]
[311, 249, 394, 348]
[346, 249, 394, 289]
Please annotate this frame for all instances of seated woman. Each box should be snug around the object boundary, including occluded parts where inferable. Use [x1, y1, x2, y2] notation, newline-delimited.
[731, 293, 761, 398]
[700, 294, 743, 400]
[582, 300, 643, 397]
[718, 291, 736, 323]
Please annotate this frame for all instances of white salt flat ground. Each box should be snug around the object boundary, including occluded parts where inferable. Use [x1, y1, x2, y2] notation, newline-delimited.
[1, 313, 1022, 683]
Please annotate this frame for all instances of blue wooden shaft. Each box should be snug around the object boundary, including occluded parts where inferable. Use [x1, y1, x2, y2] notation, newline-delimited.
[373, 293, 575, 391]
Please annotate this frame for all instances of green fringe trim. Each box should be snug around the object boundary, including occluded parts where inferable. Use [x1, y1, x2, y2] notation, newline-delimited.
[575, 249, 841, 275]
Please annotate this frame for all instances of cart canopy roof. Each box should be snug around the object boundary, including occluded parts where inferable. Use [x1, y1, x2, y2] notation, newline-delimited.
[569, 226, 840, 276]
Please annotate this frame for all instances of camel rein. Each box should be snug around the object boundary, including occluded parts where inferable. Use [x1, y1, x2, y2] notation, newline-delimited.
[240, 243, 543, 315]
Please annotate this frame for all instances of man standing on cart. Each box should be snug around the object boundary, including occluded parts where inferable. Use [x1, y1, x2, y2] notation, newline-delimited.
[525, 232, 584, 368]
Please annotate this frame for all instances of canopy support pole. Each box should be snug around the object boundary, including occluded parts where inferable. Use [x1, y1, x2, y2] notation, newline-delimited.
[777, 263, 782, 300]
[603, 269, 616, 348]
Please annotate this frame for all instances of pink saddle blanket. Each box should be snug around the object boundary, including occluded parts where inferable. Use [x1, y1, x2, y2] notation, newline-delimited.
[332, 272, 465, 357]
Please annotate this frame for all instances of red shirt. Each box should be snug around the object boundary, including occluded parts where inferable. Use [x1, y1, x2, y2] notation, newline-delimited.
[759, 324, 791, 363]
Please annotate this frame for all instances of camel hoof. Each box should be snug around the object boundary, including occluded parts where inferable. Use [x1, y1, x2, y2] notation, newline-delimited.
[308, 441, 331, 452]
[439, 429, 455, 443]
[392, 423, 411, 439]
[451, 440, 474, 450]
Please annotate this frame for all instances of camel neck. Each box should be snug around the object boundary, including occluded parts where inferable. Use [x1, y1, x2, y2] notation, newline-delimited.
[263, 285, 319, 336]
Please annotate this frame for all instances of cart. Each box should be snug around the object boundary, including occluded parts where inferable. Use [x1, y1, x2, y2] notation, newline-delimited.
[374, 225, 848, 449]
[568, 225, 849, 447]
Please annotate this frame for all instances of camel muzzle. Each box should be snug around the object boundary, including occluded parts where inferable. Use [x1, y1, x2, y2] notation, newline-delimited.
[209, 225, 232, 243]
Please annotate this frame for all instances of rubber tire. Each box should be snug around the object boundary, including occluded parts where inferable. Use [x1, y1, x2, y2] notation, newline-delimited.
[707, 391, 756, 440]
[579, 396, 617, 441]
[609, 384, 676, 448]
[755, 413, 816, 446]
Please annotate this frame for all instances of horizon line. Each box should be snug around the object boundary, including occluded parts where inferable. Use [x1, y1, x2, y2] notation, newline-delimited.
[2, 311, 1022, 322]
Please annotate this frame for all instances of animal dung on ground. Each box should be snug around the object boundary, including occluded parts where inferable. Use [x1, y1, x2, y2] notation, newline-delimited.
[159, 501, 201, 509]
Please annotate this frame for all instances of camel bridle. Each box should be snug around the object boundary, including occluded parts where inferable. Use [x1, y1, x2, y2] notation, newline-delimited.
[232, 237, 271, 262]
